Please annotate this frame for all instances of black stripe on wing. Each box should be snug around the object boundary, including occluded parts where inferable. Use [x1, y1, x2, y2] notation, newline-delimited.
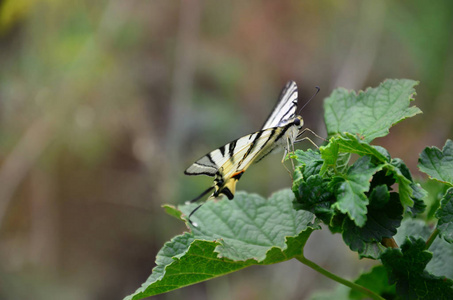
[250, 123, 293, 164]
[184, 129, 276, 177]
[261, 81, 298, 130]
[237, 129, 266, 168]
[228, 140, 237, 159]
[184, 152, 220, 176]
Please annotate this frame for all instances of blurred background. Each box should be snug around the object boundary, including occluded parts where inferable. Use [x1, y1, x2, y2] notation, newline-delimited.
[0, 1, 452, 299]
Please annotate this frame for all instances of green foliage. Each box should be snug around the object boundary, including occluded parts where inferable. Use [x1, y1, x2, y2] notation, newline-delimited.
[395, 219, 453, 280]
[326, 132, 390, 164]
[293, 100, 425, 257]
[330, 156, 383, 227]
[381, 237, 453, 299]
[324, 79, 421, 143]
[421, 180, 450, 220]
[350, 266, 395, 300]
[342, 186, 403, 255]
[126, 79, 453, 300]
[435, 188, 453, 243]
[162, 204, 184, 221]
[418, 139, 453, 186]
[125, 190, 317, 299]
[418, 140, 453, 244]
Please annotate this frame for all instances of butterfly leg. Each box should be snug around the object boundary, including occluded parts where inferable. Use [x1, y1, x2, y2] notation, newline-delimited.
[297, 128, 326, 142]
[287, 137, 296, 170]
[280, 138, 295, 179]
[295, 136, 320, 149]
[281, 150, 293, 179]
[296, 128, 326, 149]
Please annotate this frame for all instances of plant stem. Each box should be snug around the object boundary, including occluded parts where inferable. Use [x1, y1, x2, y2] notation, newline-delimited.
[295, 254, 385, 300]
[425, 227, 440, 250]
[381, 237, 398, 248]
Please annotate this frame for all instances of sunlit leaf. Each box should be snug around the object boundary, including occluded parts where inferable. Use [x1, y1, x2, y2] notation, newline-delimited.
[125, 190, 317, 299]
[324, 79, 421, 143]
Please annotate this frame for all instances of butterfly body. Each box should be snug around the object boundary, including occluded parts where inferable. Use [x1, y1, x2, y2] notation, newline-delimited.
[185, 81, 303, 203]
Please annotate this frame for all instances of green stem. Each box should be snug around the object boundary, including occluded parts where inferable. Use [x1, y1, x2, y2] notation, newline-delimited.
[295, 254, 385, 300]
[425, 227, 440, 250]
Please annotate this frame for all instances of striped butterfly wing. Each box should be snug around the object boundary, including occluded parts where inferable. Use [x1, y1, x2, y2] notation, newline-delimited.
[184, 127, 277, 178]
[185, 81, 301, 206]
[261, 81, 298, 130]
[184, 126, 290, 199]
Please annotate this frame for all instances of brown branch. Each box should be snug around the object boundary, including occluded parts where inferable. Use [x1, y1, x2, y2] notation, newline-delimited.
[381, 237, 399, 248]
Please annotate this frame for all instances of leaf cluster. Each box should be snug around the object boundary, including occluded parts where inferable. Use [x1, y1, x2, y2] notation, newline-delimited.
[125, 190, 318, 300]
[126, 79, 453, 300]
[293, 79, 426, 259]
[294, 79, 453, 299]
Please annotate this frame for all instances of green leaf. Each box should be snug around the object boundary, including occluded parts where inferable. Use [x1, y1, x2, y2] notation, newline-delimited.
[359, 242, 386, 260]
[319, 138, 340, 175]
[125, 190, 317, 299]
[162, 204, 184, 221]
[369, 169, 396, 191]
[335, 132, 390, 163]
[422, 180, 450, 220]
[408, 182, 428, 215]
[350, 265, 396, 300]
[381, 236, 453, 299]
[292, 166, 304, 197]
[335, 152, 351, 174]
[418, 139, 453, 186]
[384, 158, 427, 208]
[385, 160, 413, 208]
[185, 190, 316, 261]
[342, 186, 403, 255]
[293, 175, 336, 225]
[395, 218, 453, 280]
[331, 156, 382, 227]
[318, 138, 352, 176]
[125, 237, 252, 300]
[435, 187, 453, 243]
[324, 79, 421, 143]
[293, 149, 324, 178]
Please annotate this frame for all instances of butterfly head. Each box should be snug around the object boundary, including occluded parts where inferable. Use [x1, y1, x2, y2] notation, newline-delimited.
[293, 115, 304, 129]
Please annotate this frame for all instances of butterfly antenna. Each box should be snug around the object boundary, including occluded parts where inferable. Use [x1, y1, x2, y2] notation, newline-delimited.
[298, 86, 320, 114]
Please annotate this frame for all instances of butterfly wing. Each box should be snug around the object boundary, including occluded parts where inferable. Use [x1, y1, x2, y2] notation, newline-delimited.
[185, 123, 296, 199]
[185, 81, 300, 204]
[261, 81, 298, 130]
[184, 128, 276, 178]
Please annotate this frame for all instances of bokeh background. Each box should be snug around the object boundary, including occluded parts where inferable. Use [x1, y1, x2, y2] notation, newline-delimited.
[1, 1, 452, 299]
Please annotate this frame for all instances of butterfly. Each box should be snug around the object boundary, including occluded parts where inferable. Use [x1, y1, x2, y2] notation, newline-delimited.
[184, 81, 317, 224]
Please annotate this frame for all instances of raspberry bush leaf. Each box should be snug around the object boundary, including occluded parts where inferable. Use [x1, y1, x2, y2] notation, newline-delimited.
[125, 190, 317, 299]
[418, 139, 453, 186]
[381, 237, 453, 299]
[324, 79, 421, 143]
[350, 265, 396, 300]
[395, 219, 453, 280]
[342, 185, 403, 256]
[331, 156, 382, 227]
[435, 187, 453, 243]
